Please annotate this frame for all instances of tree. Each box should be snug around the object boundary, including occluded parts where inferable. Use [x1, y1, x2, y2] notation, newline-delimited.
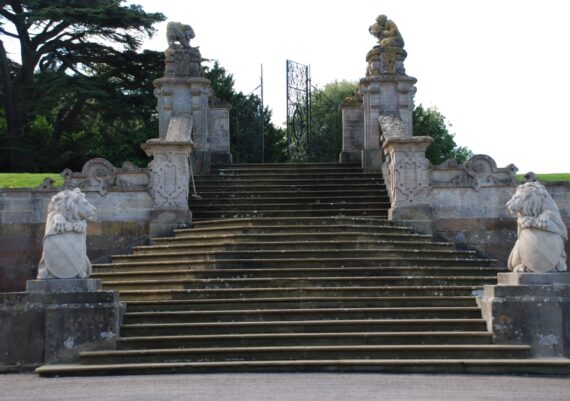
[413, 104, 473, 165]
[0, 0, 165, 171]
[204, 61, 287, 163]
[308, 80, 357, 162]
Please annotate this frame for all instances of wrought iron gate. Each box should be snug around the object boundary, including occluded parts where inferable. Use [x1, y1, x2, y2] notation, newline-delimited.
[286, 60, 311, 161]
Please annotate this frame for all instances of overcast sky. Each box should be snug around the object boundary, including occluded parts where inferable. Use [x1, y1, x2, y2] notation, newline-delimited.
[127, 1, 567, 172]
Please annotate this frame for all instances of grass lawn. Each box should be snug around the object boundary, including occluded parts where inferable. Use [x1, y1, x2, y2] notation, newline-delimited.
[0, 173, 64, 188]
[515, 173, 570, 182]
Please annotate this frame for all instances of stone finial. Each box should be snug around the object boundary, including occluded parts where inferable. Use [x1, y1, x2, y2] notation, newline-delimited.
[163, 21, 204, 77]
[507, 182, 568, 273]
[369, 14, 405, 49]
[166, 21, 195, 49]
[37, 188, 97, 279]
[366, 15, 407, 75]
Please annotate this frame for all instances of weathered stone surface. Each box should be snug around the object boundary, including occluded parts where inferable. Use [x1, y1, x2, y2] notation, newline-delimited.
[148, 208, 192, 240]
[0, 289, 121, 368]
[26, 278, 102, 293]
[431, 155, 518, 191]
[367, 15, 407, 75]
[61, 158, 150, 195]
[208, 107, 232, 166]
[497, 272, 570, 285]
[37, 189, 96, 280]
[479, 280, 570, 357]
[506, 182, 568, 273]
[340, 103, 364, 163]
[142, 140, 194, 209]
[383, 136, 432, 206]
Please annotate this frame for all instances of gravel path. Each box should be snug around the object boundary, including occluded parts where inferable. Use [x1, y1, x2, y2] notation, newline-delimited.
[1, 372, 570, 401]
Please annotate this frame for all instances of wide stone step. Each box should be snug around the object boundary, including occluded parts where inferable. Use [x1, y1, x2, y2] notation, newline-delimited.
[194, 170, 384, 180]
[212, 163, 361, 171]
[193, 189, 388, 198]
[37, 358, 570, 376]
[77, 344, 530, 365]
[131, 241, 456, 256]
[93, 267, 499, 281]
[125, 296, 479, 312]
[153, 233, 434, 246]
[188, 216, 394, 228]
[173, 225, 410, 238]
[192, 195, 391, 205]
[113, 286, 486, 302]
[112, 248, 479, 264]
[195, 183, 385, 193]
[120, 318, 489, 336]
[117, 331, 493, 349]
[122, 306, 483, 324]
[191, 209, 389, 220]
[102, 276, 497, 292]
[94, 258, 496, 274]
[209, 168, 365, 177]
[190, 202, 391, 212]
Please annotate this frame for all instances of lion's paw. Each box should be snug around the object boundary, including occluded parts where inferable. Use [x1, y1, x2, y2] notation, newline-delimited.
[52, 214, 67, 232]
[513, 264, 528, 273]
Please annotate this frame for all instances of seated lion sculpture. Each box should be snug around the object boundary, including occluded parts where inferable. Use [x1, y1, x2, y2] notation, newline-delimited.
[507, 181, 568, 273]
[166, 21, 195, 49]
[37, 188, 97, 279]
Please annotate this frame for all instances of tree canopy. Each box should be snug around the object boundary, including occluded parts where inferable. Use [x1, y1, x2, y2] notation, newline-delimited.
[0, 0, 165, 171]
[412, 104, 473, 165]
[205, 61, 287, 164]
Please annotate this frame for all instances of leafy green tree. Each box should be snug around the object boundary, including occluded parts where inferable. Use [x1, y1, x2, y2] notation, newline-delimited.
[0, 0, 165, 171]
[413, 104, 473, 165]
[205, 61, 286, 163]
[308, 80, 357, 162]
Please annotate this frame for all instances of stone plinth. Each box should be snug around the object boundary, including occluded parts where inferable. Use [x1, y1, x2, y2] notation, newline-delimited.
[27, 278, 101, 293]
[366, 46, 407, 76]
[479, 273, 570, 357]
[0, 280, 121, 370]
[383, 136, 433, 234]
[208, 105, 232, 166]
[142, 140, 194, 237]
[340, 98, 364, 163]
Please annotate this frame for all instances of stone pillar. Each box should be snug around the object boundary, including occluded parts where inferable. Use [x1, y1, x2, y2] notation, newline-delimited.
[154, 75, 212, 175]
[153, 35, 231, 175]
[479, 273, 570, 357]
[142, 140, 194, 238]
[208, 102, 232, 166]
[356, 47, 416, 172]
[339, 97, 364, 163]
[382, 136, 433, 234]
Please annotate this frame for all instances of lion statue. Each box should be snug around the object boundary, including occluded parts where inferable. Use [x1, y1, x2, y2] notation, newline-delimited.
[37, 188, 97, 279]
[506, 182, 568, 273]
[166, 21, 195, 49]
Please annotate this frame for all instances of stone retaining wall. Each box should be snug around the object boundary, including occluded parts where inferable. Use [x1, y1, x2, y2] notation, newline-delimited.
[0, 188, 152, 292]
[431, 182, 570, 265]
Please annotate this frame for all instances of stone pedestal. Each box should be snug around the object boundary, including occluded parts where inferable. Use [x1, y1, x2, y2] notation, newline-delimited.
[479, 273, 570, 357]
[383, 136, 433, 233]
[0, 279, 121, 370]
[352, 74, 416, 172]
[340, 98, 364, 163]
[208, 104, 232, 167]
[142, 140, 194, 238]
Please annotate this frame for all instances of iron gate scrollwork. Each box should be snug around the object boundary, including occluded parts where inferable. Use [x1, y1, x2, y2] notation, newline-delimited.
[286, 60, 311, 161]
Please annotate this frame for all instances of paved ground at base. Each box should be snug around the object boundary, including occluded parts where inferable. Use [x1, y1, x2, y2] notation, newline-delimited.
[1, 373, 570, 401]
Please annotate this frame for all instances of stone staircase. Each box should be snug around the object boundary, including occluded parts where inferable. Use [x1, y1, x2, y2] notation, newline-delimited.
[36, 163, 570, 376]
